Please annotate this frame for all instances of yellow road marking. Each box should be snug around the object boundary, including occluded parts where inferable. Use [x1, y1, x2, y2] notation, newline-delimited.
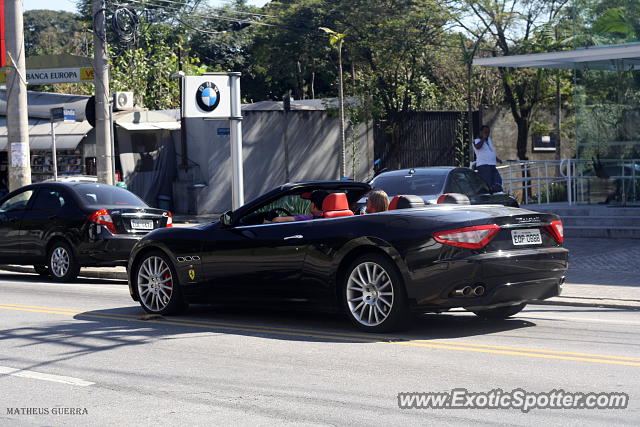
[1, 303, 639, 367]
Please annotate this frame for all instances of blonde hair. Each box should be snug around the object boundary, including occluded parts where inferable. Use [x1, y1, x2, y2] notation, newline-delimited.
[367, 189, 389, 213]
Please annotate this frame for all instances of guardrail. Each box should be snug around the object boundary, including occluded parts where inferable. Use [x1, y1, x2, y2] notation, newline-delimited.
[495, 159, 639, 205]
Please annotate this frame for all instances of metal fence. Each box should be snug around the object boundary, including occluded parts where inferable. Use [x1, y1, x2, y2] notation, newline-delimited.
[498, 158, 640, 205]
[374, 111, 481, 170]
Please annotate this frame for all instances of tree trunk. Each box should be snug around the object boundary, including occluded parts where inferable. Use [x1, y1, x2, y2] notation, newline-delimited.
[516, 116, 530, 161]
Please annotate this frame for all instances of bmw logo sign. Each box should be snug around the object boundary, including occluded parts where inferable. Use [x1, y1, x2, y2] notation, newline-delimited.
[196, 82, 221, 112]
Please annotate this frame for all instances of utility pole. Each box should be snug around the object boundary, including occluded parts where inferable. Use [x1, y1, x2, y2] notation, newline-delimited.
[92, 0, 114, 185]
[5, 0, 31, 190]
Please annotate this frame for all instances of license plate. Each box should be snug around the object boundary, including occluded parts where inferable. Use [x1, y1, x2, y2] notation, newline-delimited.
[511, 229, 542, 245]
[130, 219, 154, 230]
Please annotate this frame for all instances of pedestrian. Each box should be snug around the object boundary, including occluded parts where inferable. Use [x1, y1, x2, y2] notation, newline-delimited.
[473, 125, 503, 192]
[366, 189, 389, 213]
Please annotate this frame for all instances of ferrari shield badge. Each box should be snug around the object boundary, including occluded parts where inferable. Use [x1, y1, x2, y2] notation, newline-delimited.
[188, 269, 196, 280]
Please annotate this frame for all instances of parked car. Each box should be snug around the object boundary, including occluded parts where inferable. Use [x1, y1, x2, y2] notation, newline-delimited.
[0, 182, 172, 282]
[127, 180, 567, 332]
[359, 167, 518, 212]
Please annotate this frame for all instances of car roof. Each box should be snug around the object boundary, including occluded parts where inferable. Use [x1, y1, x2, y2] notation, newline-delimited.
[375, 167, 456, 177]
[278, 180, 371, 192]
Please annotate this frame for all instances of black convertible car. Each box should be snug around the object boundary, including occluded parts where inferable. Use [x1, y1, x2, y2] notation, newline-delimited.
[128, 181, 568, 332]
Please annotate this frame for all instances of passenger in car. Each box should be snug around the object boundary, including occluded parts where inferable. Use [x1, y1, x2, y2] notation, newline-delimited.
[366, 189, 389, 214]
[270, 190, 329, 223]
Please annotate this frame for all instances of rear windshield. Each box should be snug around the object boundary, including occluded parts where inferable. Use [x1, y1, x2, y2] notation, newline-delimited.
[370, 173, 446, 196]
[71, 184, 146, 206]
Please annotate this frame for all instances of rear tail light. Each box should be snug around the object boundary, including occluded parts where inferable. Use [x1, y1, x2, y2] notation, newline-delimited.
[546, 220, 564, 243]
[166, 211, 173, 228]
[433, 224, 500, 249]
[88, 209, 117, 234]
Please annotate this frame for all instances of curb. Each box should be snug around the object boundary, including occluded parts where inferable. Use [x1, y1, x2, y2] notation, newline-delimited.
[530, 298, 640, 311]
[0, 265, 128, 281]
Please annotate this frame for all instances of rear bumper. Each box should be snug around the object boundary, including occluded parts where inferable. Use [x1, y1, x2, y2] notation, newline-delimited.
[77, 234, 142, 266]
[406, 247, 568, 311]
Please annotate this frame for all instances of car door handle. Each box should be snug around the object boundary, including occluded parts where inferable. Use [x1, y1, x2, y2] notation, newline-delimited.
[284, 235, 304, 240]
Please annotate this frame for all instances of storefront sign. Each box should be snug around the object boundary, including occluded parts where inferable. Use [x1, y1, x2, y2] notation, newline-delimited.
[0, 67, 95, 85]
[183, 75, 232, 119]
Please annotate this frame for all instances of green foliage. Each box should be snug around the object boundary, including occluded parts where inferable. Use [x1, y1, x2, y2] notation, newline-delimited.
[109, 25, 208, 110]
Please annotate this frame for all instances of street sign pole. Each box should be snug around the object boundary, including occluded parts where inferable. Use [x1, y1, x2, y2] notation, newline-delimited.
[229, 73, 244, 210]
[50, 119, 58, 181]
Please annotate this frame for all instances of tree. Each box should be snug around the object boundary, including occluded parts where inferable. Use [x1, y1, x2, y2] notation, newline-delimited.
[319, 27, 347, 178]
[455, 0, 571, 160]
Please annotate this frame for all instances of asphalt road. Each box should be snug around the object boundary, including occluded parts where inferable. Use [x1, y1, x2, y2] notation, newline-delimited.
[0, 272, 639, 426]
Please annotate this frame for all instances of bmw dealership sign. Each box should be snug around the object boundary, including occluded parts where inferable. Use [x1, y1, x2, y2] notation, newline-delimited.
[183, 74, 232, 119]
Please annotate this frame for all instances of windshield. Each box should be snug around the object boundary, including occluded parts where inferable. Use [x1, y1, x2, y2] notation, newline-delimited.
[370, 173, 446, 196]
[71, 184, 146, 206]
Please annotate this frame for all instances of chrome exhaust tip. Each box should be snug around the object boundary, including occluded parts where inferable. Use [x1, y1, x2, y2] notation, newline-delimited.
[453, 286, 473, 297]
[473, 285, 485, 296]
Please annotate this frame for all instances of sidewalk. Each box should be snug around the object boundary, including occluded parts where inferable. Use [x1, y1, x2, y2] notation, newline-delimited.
[1, 237, 638, 309]
[532, 237, 640, 309]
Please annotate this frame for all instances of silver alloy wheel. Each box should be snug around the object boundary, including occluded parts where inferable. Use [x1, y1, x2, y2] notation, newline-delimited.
[50, 247, 70, 278]
[137, 256, 173, 312]
[346, 261, 394, 327]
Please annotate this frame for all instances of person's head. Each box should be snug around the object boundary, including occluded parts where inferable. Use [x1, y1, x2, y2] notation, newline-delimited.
[479, 125, 491, 139]
[366, 189, 389, 214]
[309, 190, 329, 214]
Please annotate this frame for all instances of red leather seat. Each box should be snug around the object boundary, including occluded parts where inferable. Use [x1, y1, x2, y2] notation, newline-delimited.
[322, 193, 354, 218]
[388, 195, 425, 210]
[436, 193, 470, 205]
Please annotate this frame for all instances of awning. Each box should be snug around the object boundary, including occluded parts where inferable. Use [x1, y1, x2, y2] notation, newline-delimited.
[116, 121, 181, 131]
[473, 43, 640, 71]
[0, 118, 92, 150]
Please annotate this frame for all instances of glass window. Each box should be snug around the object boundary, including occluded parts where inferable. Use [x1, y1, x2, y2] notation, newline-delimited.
[450, 172, 474, 196]
[370, 173, 446, 196]
[31, 189, 69, 211]
[253, 194, 311, 217]
[465, 170, 491, 194]
[71, 184, 146, 206]
[0, 190, 34, 213]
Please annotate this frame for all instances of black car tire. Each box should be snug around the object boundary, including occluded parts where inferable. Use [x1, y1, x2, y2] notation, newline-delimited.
[134, 251, 187, 315]
[341, 253, 411, 332]
[47, 241, 80, 282]
[33, 264, 49, 277]
[472, 303, 527, 319]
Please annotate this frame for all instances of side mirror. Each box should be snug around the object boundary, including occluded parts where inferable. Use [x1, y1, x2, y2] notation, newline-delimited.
[220, 210, 233, 227]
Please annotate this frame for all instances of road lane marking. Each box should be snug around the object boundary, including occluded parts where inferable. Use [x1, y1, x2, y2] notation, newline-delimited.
[0, 365, 94, 387]
[1, 303, 640, 367]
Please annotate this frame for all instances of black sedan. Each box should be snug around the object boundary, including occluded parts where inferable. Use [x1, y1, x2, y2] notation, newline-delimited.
[127, 181, 567, 332]
[361, 167, 518, 210]
[0, 182, 172, 282]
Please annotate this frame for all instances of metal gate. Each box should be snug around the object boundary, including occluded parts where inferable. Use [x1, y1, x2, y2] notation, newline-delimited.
[374, 110, 480, 170]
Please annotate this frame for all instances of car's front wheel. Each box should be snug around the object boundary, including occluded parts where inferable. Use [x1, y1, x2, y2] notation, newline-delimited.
[472, 303, 527, 319]
[342, 254, 410, 332]
[135, 251, 186, 315]
[48, 241, 80, 282]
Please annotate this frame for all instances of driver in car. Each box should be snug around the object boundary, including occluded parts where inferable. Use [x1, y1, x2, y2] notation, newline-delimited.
[268, 190, 329, 223]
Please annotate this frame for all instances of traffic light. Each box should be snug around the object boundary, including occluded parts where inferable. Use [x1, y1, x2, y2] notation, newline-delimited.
[231, 21, 251, 31]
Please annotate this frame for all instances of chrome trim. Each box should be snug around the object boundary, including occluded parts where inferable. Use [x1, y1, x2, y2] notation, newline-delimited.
[284, 235, 304, 240]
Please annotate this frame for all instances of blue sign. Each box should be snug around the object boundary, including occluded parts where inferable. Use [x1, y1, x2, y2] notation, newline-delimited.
[64, 109, 76, 122]
[217, 128, 230, 136]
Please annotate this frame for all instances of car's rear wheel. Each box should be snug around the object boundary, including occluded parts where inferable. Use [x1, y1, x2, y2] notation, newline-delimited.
[472, 303, 527, 319]
[33, 264, 49, 277]
[342, 254, 410, 332]
[48, 241, 80, 282]
[135, 252, 186, 315]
